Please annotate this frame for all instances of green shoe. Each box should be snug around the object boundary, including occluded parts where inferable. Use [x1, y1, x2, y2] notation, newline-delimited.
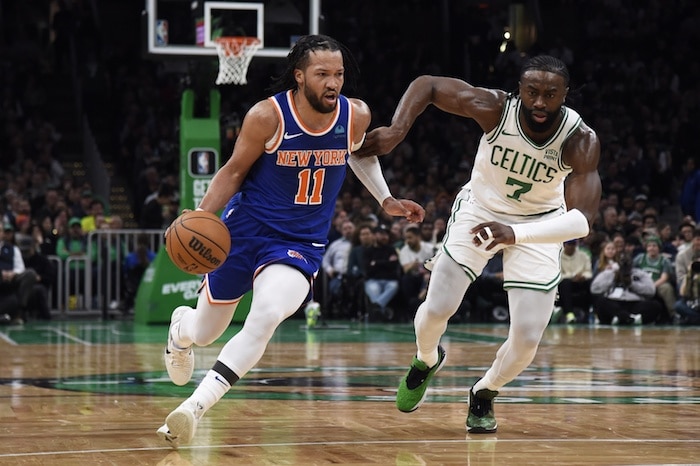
[396, 346, 446, 413]
[466, 387, 499, 433]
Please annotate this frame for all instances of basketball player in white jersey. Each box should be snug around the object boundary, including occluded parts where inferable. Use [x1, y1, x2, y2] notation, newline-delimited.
[356, 55, 601, 433]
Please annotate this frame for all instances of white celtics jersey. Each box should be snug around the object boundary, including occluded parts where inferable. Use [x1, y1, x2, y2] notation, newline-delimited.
[469, 95, 582, 216]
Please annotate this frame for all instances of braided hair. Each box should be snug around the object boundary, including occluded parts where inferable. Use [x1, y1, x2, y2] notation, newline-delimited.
[519, 55, 570, 85]
[267, 34, 360, 94]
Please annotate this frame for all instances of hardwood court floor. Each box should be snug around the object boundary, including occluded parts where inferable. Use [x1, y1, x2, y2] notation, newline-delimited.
[0, 318, 699, 465]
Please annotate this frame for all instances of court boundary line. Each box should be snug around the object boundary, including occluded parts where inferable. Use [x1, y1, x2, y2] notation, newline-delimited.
[1, 437, 699, 459]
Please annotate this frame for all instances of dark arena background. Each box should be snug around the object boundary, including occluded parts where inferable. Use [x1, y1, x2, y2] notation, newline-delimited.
[0, 1, 699, 464]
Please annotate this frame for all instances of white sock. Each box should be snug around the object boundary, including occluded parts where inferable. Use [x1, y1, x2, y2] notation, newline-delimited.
[472, 378, 498, 393]
[417, 348, 439, 368]
[186, 369, 232, 415]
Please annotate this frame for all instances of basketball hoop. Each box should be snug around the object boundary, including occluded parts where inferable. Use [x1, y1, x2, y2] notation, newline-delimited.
[214, 37, 262, 85]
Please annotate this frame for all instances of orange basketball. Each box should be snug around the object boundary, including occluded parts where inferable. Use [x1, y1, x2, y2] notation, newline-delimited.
[165, 210, 231, 275]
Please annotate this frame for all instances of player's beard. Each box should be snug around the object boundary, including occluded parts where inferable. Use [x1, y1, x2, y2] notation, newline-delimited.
[521, 105, 560, 133]
[305, 87, 337, 114]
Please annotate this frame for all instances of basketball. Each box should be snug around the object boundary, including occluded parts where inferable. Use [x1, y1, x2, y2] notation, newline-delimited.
[165, 210, 231, 275]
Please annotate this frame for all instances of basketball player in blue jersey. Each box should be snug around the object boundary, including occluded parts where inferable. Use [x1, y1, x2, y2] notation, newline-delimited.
[156, 35, 424, 448]
[356, 55, 601, 433]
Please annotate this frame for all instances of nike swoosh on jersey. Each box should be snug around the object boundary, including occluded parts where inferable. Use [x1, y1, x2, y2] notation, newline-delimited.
[311, 243, 326, 248]
[501, 130, 520, 136]
[283, 131, 304, 140]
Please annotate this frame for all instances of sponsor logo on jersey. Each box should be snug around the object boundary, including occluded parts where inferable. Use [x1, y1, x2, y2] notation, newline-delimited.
[544, 149, 558, 161]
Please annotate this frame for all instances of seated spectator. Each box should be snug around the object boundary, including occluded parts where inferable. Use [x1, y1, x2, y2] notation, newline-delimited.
[632, 235, 676, 322]
[81, 198, 110, 233]
[624, 234, 644, 259]
[0, 222, 38, 323]
[598, 206, 625, 240]
[140, 182, 177, 229]
[363, 224, 400, 322]
[96, 216, 128, 311]
[590, 252, 663, 325]
[556, 239, 593, 324]
[121, 233, 157, 315]
[326, 209, 349, 244]
[675, 226, 700, 296]
[390, 220, 406, 250]
[593, 240, 619, 276]
[641, 213, 658, 233]
[612, 232, 626, 257]
[56, 217, 95, 304]
[345, 224, 376, 317]
[33, 188, 63, 223]
[657, 221, 678, 261]
[675, 221, 695, 256]
[321, 219, 355, 317]
[418, 220, 434, 244]
[16, 233, 55, 320]
[673, 259, 700, 325]
[398, 224, 434, 319]
[70, 189, 93, 220]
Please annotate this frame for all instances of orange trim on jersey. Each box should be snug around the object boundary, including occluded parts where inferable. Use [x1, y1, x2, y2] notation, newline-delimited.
[265, 96, 285, 153]
[286, 90, 340, 135]
[200, 275, 244, 305]
[347, 100, 354, 152]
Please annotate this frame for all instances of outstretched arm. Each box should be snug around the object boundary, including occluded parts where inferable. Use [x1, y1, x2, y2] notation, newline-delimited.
[349, 99, 426, 223]
[354, 76, 504, 157]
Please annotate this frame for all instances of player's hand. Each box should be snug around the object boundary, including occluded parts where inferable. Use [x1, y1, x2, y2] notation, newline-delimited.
[354, 126, 404, 158]
[470, 221, 515, 250]
[382, 198, 425, 223]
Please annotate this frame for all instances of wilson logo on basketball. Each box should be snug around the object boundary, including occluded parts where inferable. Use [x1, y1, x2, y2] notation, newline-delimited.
[188, 237, 223, 266]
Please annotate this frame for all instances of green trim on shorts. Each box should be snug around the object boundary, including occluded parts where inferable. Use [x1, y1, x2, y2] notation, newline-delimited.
[503, 273, 561, 292]
[442, 196, 462, 248]
[442, 246, 479, 282]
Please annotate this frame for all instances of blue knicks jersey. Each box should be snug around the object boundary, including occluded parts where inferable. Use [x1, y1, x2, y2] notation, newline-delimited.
[228, 90, 353, 244]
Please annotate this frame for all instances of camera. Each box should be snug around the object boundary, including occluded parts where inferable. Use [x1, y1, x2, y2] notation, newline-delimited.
[691, 260, 700, 274]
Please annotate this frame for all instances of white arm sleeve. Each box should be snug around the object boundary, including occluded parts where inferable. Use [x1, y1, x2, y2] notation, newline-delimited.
[510, 208, 590, 244]
[347, 154, 392, 206]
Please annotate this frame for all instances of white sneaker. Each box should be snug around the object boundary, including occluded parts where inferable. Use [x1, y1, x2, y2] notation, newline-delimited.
[611, 316, 619, 325]
[164, 306, 194, 386]
[156, 399, 204, 448]
[632, 313, 643, 325]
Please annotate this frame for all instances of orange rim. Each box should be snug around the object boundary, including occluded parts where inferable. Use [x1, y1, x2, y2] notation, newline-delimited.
[214, 36, 261, 56]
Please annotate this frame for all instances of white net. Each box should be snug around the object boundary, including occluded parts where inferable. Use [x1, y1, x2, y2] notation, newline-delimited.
[214, 37, 262, 85]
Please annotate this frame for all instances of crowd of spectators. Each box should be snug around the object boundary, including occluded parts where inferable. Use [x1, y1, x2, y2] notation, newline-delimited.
[2, 1, 700, 323]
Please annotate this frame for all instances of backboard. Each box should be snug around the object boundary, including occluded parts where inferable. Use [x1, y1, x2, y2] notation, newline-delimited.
[144, 0, 320, 59]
